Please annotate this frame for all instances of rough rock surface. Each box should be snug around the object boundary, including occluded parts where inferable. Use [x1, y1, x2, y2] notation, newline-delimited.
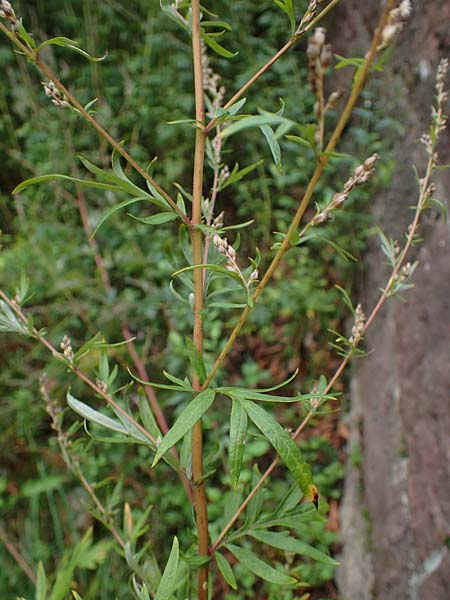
[327, 2, 450, 599]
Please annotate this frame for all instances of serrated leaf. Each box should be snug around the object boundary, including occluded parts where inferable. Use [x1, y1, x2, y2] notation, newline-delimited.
[249, 530, 339, 565]
[215, 552, 237, 589]
[229, 398, 248, 489]
[152, 389, 216, 466]
[154, 537, 179, 600]
[241, 400, 316, 498]
[225, 544, 296, 585]
[67, 392, 128, 435]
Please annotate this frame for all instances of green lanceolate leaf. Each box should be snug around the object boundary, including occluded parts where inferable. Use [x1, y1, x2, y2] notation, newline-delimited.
[128, 211, 177, 225]
[260, 124, 283, 172]
[273, 0, 296, 35]
[152, 389, 216, 466]
[154, 537, 179, 600]
[229, 398, 248, 489]
[12, 173, 119, 195]
[225, 544, 296, 585]
[215, 552, 237, 590]
[249, 530, 339, 565]
[241, 400, 318, 506]
[35, 562, 47, 600]
[222, 114, 293, 139]
[37, 37, 107, 61]
[185, 337, 207, 385]
[67, 392, 128, 435]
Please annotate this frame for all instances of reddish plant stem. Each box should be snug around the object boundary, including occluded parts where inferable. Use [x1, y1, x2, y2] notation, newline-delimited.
[0, 523, 36, 585]
[190, 1, 209, 598]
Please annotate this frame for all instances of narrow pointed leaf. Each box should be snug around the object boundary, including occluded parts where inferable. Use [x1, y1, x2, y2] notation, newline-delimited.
[128, 212, 177, 225]
[215, 552, 237, 590]
[229, 398, 248, 489]
[154, 537, 179, 600]
[225, 544, 296, 585]
[260, 124, 282, 171]
[13, 174, 119, 195]
[67, 392, 128, 435]
[90, 197, 149, 239]
[152, 389, 216, 466]
[38, 37, 107, 61]
[35, 562, 47, 600]
[241, 400, 316, 497]
[185, 337, 207, 385]
[250, 530, 339, 565]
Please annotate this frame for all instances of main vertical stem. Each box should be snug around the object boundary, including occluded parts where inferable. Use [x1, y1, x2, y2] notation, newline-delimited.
[190, 2, 209, 598]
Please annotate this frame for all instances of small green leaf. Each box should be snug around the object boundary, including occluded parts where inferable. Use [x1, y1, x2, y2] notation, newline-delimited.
[17, 19, 37, 50]
[249, 530, 339, 565]
[35, 562, 47, 600]
[90, 198, 149, 239]
[229, 398, 248, 489]
[219, 160, 264, 190]
[225, 544, 296, 585]
[185, 337, 207, 385]
[260, 124, 282, 172]
[215, 552, 237, 590]
[154, 537, 179, 600]
[152, 389, 216, 466]
[128, 211, 177, 225]
[222, 114, 293, 139]
[273, 0, 296, 35]
[201, 31, 237, 58]
[129, 369, 193, 392]
[67, 392, 128, 435]
[38, 37, 107, 61]
[138, 388, 161, 439]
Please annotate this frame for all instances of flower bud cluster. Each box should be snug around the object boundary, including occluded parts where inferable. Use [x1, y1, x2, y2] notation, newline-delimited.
[312, 154, 379, 225]
[380, 1, 412, 47]
[218, 165, 230, 187]
[349, 304, 366, 346]
[0, 0, 19, 31]
[296, 0, 327, 34]
[43, 81, 70, 109]
[213, 211, 224, 230]
[307, 28, 332, 95]
[213, 234, 258, 289]
[60, 334, 74, 363]
[434, 58, 449, 135]
[40, 373, 78, 469]
[96, 378, 108, 393]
